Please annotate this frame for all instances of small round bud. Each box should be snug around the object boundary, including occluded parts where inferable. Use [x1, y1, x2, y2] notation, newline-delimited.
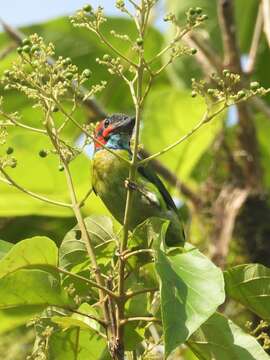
[191, 91, 197, 98]
[189, 8, 196, 15]
[52, 105, 59, 112]
[31, 45, 40, 53]
[39, 149, 48, 158]
[103, 54, 110, 61]
[63, 57, 72, 65]
[65, 72, 73, 80]
[6, 146, 14, 155]
[22, 38, 31, 46]
[22, 45, 31, 53]
[4, 70, 10, 77]
[136, 37, 144, 46]
[58, 164, 64, 172]
[83, 4, 92, 12]
[207, 88, 215, 95]
[201, 14, 208, 20]
[237, 90, 245, 99]
[10, 161, 17, 168]
[196, 7, 202, 14]
[82, 69, 91, 78]
[250, 81, 260, 90]
[223, 69, 230, 76]
[17, 47, 23, 54]
[190, 48, 197, 55]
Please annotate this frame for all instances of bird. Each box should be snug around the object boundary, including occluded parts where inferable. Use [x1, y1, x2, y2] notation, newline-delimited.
[92, 113, 185, 246]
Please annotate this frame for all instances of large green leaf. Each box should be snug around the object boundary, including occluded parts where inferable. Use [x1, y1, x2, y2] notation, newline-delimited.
[142, 88, 222, 186]
[188, 313, 270, 360]
[0, 236, 74, 332]
[0, 305, 44, 335]
[0, 269, 73, 309]
[60, 215, 116, 271]
[49, 327, 108, 360]
[0, 236, 57, 278]
[225, 263, 270, 321]
[155, 232, 225, 357]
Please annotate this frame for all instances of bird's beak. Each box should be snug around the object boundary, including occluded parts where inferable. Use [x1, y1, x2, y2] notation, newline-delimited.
[112, 116, 135, 135]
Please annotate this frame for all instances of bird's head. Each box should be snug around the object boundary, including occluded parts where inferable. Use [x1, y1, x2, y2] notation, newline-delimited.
[94, 114, 135, 152]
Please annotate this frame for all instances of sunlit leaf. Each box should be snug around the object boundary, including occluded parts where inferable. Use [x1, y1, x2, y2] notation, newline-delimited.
[188, 313, 270, 360]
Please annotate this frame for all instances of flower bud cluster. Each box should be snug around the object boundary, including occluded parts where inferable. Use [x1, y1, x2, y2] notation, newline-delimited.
[96, 55, 124, 76]
[71, 5, 106, 33]
[191, 70, 269, 106]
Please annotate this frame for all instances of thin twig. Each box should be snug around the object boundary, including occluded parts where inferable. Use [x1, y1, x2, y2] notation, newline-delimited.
[120, 317, 161, 325]
[125, 287, 158, 300]
[139, 106, 226, 165]
[0, 169, 72, 208]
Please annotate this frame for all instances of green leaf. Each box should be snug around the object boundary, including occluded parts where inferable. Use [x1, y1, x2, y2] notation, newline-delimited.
[0, 236, 58, 279]
[0, 239, 13, 260]
[52, 303, 101, 333]
[155, 236, 225, 357]
[142, 88, 222, 185]
[225, 263, 270, 321]
[0, 305, 44, 334]
[49, 327, 108, 360]
[60, 215, 116, 271]
[188, 313, 270, 360]
[0, 269, 73, 309]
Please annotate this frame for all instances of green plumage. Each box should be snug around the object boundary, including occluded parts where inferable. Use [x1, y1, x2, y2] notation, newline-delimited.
[92, 149, 185, 246]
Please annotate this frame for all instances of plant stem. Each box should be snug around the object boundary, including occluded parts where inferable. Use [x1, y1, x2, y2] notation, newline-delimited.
[0, 168, 72, 208]
[116, 3, 146, 358]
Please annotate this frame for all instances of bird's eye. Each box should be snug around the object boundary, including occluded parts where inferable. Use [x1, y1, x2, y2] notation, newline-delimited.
[104, 119, 110, 128]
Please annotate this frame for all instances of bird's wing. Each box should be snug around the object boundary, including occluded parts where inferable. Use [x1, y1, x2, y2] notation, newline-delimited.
[137, 160, 178, 214]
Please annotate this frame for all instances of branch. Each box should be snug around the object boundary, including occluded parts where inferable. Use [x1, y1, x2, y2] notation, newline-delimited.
[218, 0, 262, 189]
[245, 3, 263, 74]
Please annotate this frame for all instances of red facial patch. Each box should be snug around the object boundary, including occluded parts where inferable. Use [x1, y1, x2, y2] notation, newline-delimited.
[94, 120, 114, 150]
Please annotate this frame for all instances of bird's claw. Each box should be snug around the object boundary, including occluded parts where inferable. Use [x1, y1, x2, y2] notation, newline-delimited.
[124, 178, 138, 191]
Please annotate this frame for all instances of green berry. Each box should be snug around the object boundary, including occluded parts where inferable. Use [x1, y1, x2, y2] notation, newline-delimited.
[190, 48, 197, 55]
[191, 91, 197, 98]
[207, 88, 215, 95]
[22, 38, 31, 46]
[63, 57, 72, 65]
[17, 47, 23, 54]
[10, 161, 17, 168]
[4, 70, 10, 77]
[237, 90, 245, 99]
[103, 54, 110, 61]
[31, 45, 40, 53]
[82, 69, 91, 78]
[83, 4, 92, 12]
[189, 8, 196, 15]
[22, 45, 31, 53]
[250, 81, 260, 90]
[58, 164, 64, 172]
[196, 7, 202, 14]
[136, 37, 144, 46]
[6, 146, 14, 155]
[39, 149, 48, 158]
